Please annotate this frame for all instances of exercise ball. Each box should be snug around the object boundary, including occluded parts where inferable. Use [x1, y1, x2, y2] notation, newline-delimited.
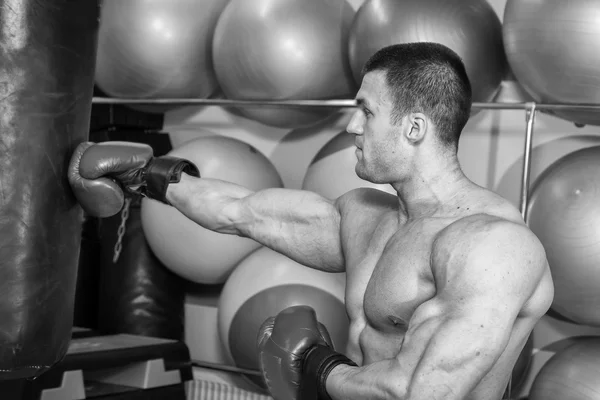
[527, 146, 600, 326]
[302, 130, 396, 199]
[348, 0, 507, 104]
[96, 0, 227, 102]
[504, 0, 600, 126]
[218, 247, 348, 389]
[495, 135, 600, 208]
[141, 136, 283, 284]
[504, 335, 534, 399]
[212, 0, 356, 129]
[529, 336, 600, 400]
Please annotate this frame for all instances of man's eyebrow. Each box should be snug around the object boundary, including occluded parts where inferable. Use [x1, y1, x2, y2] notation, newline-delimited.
[356, 97, 369, 108]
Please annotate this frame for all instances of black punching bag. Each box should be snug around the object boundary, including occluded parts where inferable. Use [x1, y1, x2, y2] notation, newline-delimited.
[73, 215, 102, 329]
[98, 199, 186, 340]
[0, 0, 99, 380]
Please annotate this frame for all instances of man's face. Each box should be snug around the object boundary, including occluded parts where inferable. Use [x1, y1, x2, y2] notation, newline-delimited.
[346, 71, 406, 184]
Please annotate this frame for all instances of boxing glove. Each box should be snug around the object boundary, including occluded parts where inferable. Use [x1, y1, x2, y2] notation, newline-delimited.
[68, 141, 199, 218]
[257, 305, 356, 400]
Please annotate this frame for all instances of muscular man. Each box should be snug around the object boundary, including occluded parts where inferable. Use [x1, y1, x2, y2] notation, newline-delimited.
[69, 42, 554, 400]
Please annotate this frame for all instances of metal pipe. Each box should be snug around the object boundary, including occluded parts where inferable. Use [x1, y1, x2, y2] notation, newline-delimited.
[91, 97, 600, 112]
[506, 102, 538, 400]
[475, 102, 600, 111]
[191, 359, 262, 377]
[473, 102, 531, 110]
[523, 103, 600, 111]
[91, 97, 358, 108]
[520, 103, 537, 221]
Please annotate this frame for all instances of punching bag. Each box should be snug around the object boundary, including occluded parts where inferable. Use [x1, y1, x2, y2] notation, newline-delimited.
[97, 199, 186, 340]
[73, 215, 102, 330]
[0, 0, 99, 380]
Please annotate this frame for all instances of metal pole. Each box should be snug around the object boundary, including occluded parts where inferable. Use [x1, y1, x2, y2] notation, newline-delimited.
[191, 359, 262, 377]
[90, 97, 600, 111]
[520, 103, 537, 221]
[91, 97, 359, 109]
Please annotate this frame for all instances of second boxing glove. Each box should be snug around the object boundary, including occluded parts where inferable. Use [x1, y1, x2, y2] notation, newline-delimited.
[257, 305, 336, 400]
[68, 141, 199, 218]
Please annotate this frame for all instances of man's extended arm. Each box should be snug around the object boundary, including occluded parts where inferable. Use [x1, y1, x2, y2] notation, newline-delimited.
[166, 173, 346, 272]
[325, 222, 549, 399]
[68, 141, 347, 273]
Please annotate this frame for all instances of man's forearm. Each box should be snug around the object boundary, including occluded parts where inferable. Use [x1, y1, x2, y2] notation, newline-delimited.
[166, 173, 253, 234]
[326, 360, 408, 400]
[166, 173, 345, 271]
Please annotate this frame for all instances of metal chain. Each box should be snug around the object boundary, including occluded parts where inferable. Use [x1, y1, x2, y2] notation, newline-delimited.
[112, 197, 132, 263]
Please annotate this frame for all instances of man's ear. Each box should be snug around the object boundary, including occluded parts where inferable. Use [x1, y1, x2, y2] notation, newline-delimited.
[405, 113, 428, 144]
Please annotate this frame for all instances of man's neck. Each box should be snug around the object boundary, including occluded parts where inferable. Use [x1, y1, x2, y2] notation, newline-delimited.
[391, 154, 471, 220]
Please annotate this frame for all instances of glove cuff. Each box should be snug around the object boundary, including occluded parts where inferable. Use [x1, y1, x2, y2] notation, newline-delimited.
[303, 344, 357, 400]
[144, 156, 200, 204]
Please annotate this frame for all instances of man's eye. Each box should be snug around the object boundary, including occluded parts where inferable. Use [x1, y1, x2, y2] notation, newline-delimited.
[363, 108, 371, 117]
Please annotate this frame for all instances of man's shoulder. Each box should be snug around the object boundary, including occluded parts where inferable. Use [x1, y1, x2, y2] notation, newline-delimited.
[335, 187, 398, 216]
[432, 213, 551, 315]
[437, 184, 531, 249]
[440, 212, 536, 247]
[435, 212, 547, 271]
[334, 188, 398, 241]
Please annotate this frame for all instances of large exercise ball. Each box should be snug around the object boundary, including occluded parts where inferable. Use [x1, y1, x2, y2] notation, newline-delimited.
[141, 136, 283, 284]
[348, 0, 507, 104]
[96, 0, 227, 101]
[503, 0, 600, 126]
[505, 335, 534, 399]
[495, 135, 600, 208]
[529, 337, 600, 400]
[212, 0, 356, 129]
[302, 130, 396, 199]
[218, 247, 348, 389]
[527, 146, 600, 326]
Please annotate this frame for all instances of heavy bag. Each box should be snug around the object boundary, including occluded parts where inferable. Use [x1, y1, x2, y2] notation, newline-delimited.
[97, 198, 186, 340]
[73, 215, 102, 330]
[0, 0, 99, 380]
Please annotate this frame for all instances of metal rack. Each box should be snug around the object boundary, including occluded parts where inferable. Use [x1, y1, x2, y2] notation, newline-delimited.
[92, 97, 600, 221]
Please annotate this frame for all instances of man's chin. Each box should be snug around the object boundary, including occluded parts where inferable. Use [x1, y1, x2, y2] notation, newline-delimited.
[355, 166, 370, 182]
[356, 168, 389, 185]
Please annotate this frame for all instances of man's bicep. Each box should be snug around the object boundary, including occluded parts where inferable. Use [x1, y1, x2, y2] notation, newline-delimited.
[396, 223, 546, 399]
[398, 298, 514, 400]
[240, 188, 345, 272]
[411, 222, 547, 363]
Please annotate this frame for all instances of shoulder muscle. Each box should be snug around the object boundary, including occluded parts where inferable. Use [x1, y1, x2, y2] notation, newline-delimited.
[334, 188, 398, 261]
[336, 187, 397, 232]
[335, 187, 397, 216]
[433, 217, 548, 314]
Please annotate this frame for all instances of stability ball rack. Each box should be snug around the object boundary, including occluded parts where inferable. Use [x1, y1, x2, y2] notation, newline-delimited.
[91, 97, 600, 222]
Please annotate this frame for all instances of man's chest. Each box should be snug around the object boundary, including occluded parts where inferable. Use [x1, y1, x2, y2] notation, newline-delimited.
[343, 221, 443, 330]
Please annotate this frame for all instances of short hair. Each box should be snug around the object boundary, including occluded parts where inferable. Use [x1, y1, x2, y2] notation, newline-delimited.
[362, 42, 472, 149]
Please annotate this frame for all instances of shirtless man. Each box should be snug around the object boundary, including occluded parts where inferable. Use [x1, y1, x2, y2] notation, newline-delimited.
[69, 42, 554, 400]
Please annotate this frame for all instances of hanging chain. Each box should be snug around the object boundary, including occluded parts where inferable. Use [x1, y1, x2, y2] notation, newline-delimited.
[112, 197, 132, 263]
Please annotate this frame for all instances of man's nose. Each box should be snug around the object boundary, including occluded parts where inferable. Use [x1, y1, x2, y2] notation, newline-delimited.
[346, 110, 364, 135]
